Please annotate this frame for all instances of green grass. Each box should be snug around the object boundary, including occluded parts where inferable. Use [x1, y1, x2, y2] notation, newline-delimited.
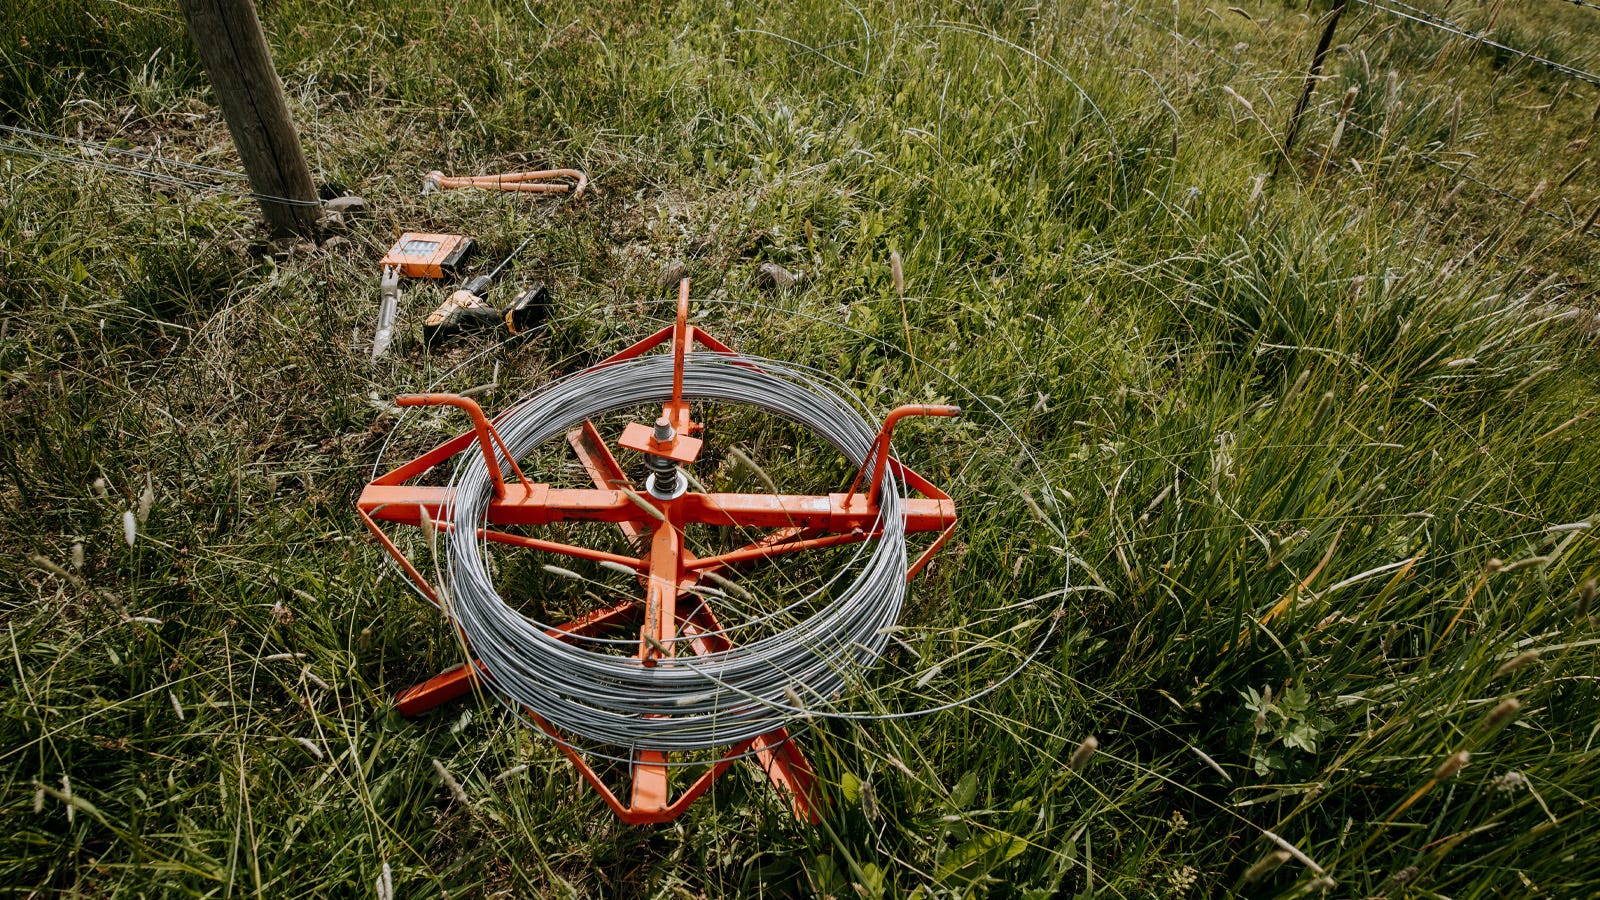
[3, 0, 1599, 896]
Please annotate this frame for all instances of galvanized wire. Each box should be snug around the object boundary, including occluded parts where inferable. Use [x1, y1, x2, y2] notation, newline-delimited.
[438, 351, 909, 751]
[0, 123, 252, 180]
[367, 297, 1079, 764]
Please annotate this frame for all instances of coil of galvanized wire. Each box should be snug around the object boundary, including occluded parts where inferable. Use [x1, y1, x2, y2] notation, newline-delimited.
[439, 351, 905, 751]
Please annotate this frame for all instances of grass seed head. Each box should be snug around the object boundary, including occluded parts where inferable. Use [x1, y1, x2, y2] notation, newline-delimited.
[1312, 390, 1334, 426]
[1434, 750, 1470, 781]
[136, 477, 153, 524]
[418, 504, 438, 556]
[122, 510, 136, 546]
[432, 759, 468, 804]
[29, 553, 79, 586]
[727, 446, 777, 494]
[495, 764, 529, 782]
[890, 250, 904, 297]
[1222, 84, 1254, 113]
[783, 684, 812, 718]
[1241, 850, 1291, 884]
[1491, 771, 1528, 794]
[1482, 697, 1522, 732]
[861, 776, 880, 822]
[702, 569, 753, 600]
[1381, 866, 1418, 890]
[1579, 578, 1595, 619]
[1068, 735, 1099, 771]
[70, 542, 83, 570]
[541, 564, 584, 581]
[619, 487, 667, 522]
[1493, 650, 1540, 680]
[885, 755, 915, 778]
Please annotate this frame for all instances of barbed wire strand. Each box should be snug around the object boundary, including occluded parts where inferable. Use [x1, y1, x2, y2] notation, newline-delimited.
[1360, 0, 1600, 89]
[0, 129, 324, 208]
[1110, 0, 1598, 241]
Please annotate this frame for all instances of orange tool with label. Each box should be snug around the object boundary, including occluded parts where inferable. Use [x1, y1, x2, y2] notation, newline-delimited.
[380, 232, 477, 278]
[372, 233, 476, 360]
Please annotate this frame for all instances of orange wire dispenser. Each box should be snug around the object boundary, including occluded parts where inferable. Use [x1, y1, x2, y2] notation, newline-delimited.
[424, 168, 588, 198]
[356, 279, 958, 825]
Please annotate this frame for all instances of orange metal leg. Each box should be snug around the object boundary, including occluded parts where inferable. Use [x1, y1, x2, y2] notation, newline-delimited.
[398, 593, 821, 823]
[395, 661, 485, 716]
[631, 750, 671, 815]
[751, 728, 820, 823]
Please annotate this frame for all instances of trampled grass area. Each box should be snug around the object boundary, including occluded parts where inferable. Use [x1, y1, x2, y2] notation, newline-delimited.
[3, 0, 1598, 896]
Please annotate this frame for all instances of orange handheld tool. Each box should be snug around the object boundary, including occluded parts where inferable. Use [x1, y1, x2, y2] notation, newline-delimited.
[380, 232, 477, 279]
[424, 168, 588, 198]
[372, 233, 477, 360]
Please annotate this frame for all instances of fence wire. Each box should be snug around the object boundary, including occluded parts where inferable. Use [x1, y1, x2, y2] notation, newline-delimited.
[1359, 0, 1600, 89]
[1109, 0, 1599, 243]
[0, 123, 324, 207]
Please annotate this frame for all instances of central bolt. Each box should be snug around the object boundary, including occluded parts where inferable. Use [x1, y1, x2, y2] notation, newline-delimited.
[645, 416, 687, 500]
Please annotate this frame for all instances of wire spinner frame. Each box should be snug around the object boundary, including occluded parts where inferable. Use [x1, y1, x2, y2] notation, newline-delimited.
[357, 279, 958, 824]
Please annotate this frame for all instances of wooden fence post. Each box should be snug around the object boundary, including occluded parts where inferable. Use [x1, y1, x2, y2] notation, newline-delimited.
[1278, 0, 1351, 176]
[177, 0, 319, 236]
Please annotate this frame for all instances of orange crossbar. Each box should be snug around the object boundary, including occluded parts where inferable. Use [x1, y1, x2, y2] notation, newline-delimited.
[359, 483, 954, 533]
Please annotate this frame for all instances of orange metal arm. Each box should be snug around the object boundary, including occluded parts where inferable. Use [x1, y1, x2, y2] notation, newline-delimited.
[396, 394, 530, 498]
[683, 531, 867, 571]
[478, 528, 646, 571]
[845, 404, 961, 506]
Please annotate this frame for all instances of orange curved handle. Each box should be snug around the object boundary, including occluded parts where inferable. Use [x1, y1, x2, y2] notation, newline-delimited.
[396, 393, 529, 496]
[846, 404, 962, 503]
[425, 168, 588, 198]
